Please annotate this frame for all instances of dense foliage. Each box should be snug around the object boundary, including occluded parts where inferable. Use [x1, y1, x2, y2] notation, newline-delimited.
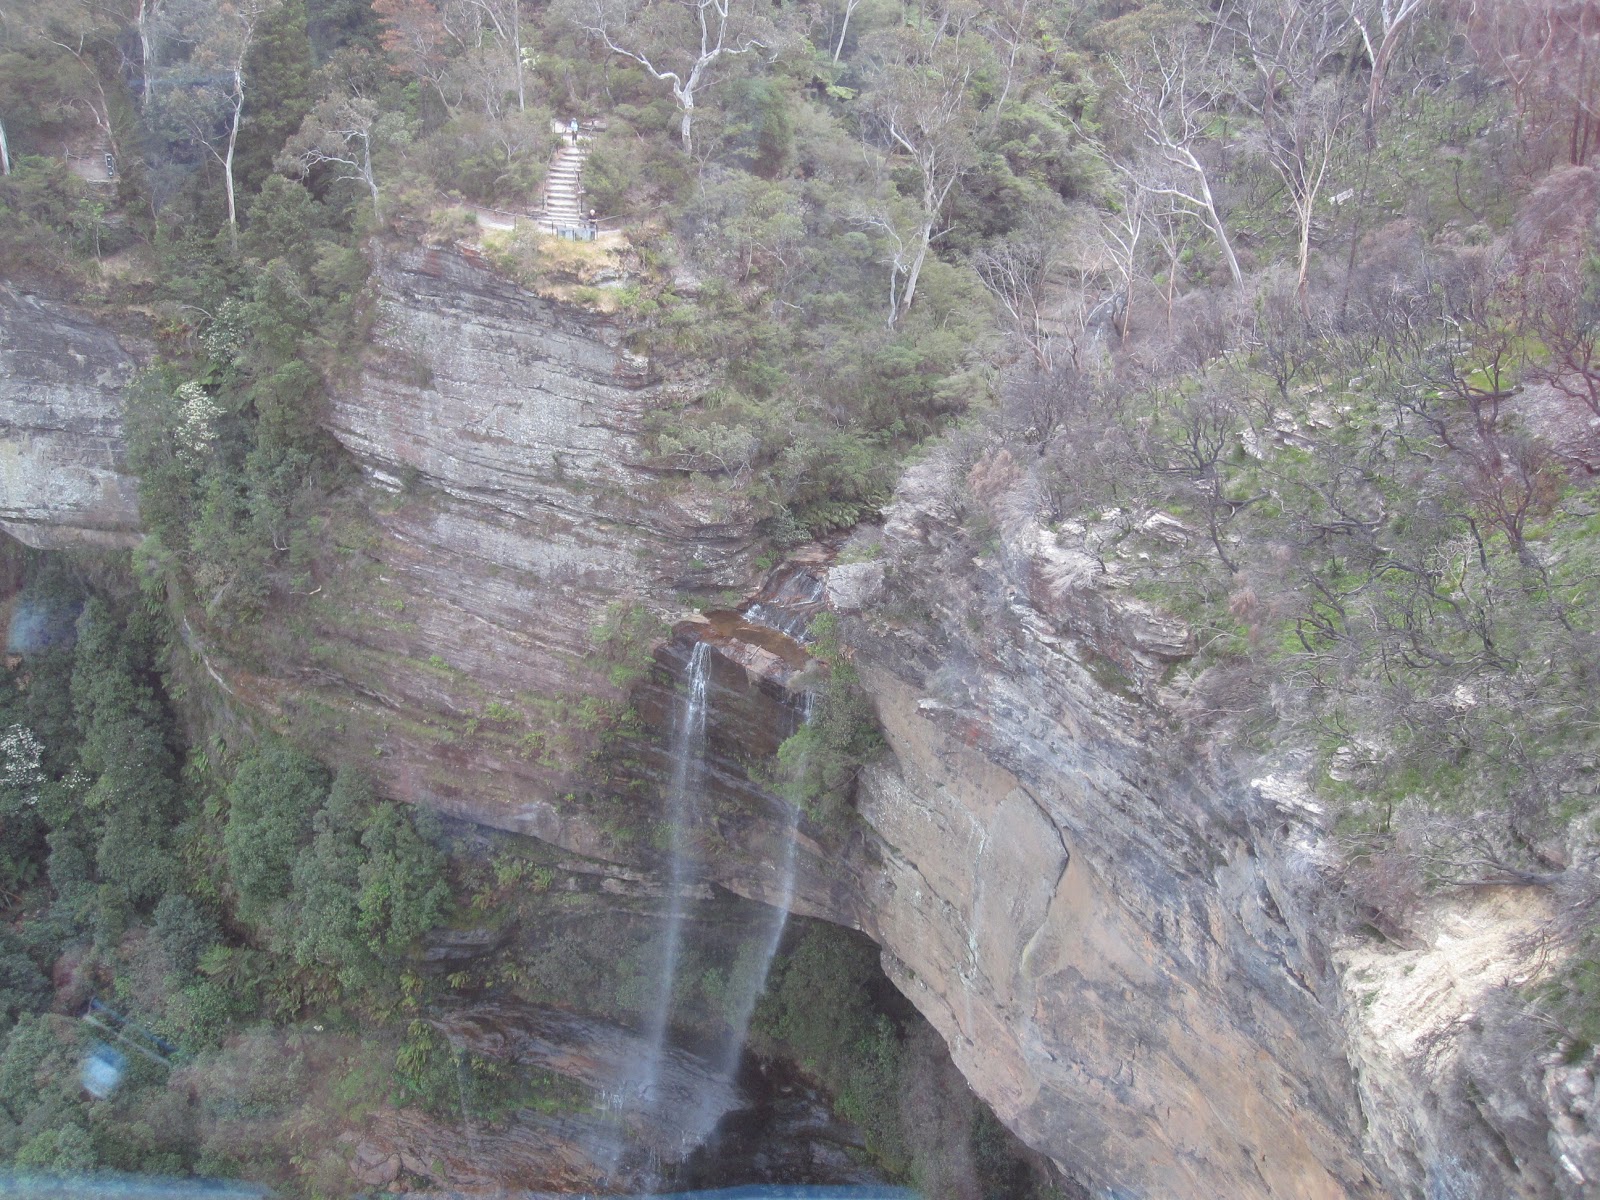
[0, 553, 451, 1183]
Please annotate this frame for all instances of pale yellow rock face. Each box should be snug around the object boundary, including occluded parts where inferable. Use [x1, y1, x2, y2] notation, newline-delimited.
[1339, 887, 1571, 1200]
[844, 672, 1374, 1200]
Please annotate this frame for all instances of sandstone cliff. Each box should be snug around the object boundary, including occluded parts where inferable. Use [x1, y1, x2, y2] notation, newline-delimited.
[808, 445, 1377, 1200]
[201, 243, 763, 842]
[3, 244, 1587, 1199]
[0, 283, 143, 549]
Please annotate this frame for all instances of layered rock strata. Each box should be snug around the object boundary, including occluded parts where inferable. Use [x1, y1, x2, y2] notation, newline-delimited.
[223, 244, 762, 836]
[0, 283, 143, 549]
[807, 446, 1380, 1200]
[5, 244, 1583, 1199]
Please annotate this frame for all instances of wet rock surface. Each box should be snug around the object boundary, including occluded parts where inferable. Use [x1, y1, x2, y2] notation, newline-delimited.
[349, 1001, 882, 1195]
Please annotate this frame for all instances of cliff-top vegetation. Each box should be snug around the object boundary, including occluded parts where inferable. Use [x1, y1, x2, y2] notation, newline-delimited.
[6, 0, 1600, 1192]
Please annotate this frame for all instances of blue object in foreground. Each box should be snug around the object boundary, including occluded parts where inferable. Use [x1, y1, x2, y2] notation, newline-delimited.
[80, 1043, 125, 1099]
[5, 597, 82, 656]
[0, 1174, 270, 1198]
[649, 1191, 919, 1199]
[0, 1183, 913, 1200]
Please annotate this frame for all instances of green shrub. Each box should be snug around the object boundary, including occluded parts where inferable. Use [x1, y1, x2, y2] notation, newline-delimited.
[755, 925, 909, 1175]
[223, 745, 329, 921]
[775, 614, 883, 824]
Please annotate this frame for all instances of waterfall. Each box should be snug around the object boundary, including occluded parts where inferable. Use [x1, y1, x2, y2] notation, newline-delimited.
[603, 642, 812, 1182]
[712, 688, 811, 1085]
[743, 572, 827, 642]
[713, 804, 799, 1084]
[592, 640, 714, 1184]
[442, 1030, 482, 1160]
[638, 640, 713, 1111]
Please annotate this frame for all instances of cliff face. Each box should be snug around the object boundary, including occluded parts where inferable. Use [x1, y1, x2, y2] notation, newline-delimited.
[817, 445, 1584, 1200]
[213, 244, 762, 841]
[4, 246, 1582, 1198]
[0, 283, 143, 549]
[811, 446, 1378, 1200]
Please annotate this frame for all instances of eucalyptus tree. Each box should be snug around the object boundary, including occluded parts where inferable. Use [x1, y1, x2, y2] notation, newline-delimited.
[277, 48, 398, 218]
[1343, 0, 1428, 141]
[1, 0, 125, 163]
[374, 0, 532, 115]
[162, 0, 283, 249]
[279, 86, 386, 217]
[1111, 33, 1243, 288]
[134, 0, 163, 109]
[975, 215, 1066, 367]
[857, 2, 986, 326]
[463, 0, 532, 113]
[831, 0, 863, 63]
[1220, 0, 1356, 310]
[558, 0, 782, 153]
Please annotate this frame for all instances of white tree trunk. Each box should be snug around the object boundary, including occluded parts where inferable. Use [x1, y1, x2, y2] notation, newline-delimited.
[1206, 201, 1243, 287]
[363, 134, 381, 219]
[224, 69, 244, 249]
[1168, 149, 1243, 288]
[833, 0, 861, 64]
[0, 118, 10, 176]
[512, 0, 526, 111]
[896, 218, 935, 323]
[137, 0, 158, 110]
[680, 96, 695, 152]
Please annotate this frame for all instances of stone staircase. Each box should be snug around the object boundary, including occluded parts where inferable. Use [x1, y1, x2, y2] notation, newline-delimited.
[541, 138, 589, 232]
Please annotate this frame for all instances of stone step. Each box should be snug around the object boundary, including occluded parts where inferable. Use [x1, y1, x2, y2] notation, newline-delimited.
[540, 140, 589, 222]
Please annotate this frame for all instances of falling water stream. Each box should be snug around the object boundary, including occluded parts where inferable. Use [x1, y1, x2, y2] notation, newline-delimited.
[742, 573, 828, 643]
[595, 608, 818, 1187]
[636, 639, 714, 1119]
[712, 691, 811, 1084]
[443, 1030, 482, 1161]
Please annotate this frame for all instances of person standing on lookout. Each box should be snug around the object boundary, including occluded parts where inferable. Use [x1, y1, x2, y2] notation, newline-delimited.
[569, 117, 579, 140]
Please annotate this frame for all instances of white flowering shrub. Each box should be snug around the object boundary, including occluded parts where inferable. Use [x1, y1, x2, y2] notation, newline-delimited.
[199, 299, 248, 365]
[174, 381, 224, 467]
[0, 725, 44, 812]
